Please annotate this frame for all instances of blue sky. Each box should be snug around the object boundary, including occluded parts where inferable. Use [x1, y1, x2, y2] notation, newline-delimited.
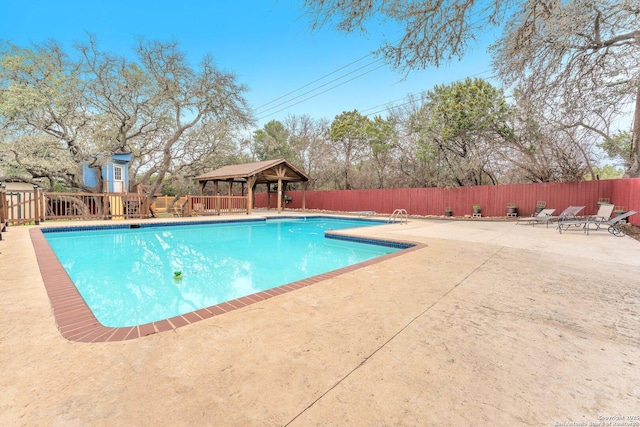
[2, 0, 497, 129]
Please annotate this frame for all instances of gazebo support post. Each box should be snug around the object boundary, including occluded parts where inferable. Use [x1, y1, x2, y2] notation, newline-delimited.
[277, 179, 282, 214]
[214, 181, 219, 215]
[302, 181, 307, 212]
[246, 176, 257, 215]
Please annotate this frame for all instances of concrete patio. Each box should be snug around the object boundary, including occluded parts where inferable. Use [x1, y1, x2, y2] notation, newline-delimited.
[1, 214, 639, 426]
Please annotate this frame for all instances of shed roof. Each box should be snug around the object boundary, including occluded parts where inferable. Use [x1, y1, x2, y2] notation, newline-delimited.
[194, 159, 311, 184]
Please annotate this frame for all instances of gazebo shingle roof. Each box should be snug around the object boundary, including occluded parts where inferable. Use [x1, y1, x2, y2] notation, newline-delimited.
[192, 159, 310, 214]
[194, 158, 310, 183]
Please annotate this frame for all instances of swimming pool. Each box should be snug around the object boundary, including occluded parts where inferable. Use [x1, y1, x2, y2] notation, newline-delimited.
[42, 216, 410, 328]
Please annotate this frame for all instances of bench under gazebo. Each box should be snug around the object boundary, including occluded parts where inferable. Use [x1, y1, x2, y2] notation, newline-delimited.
[191, 158, 311, 215]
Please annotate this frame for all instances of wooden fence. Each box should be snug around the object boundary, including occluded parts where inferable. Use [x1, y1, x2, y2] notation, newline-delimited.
[255, 178, 640, 226]
[182, 195, 248, 217]
[0, 185, 8, 240]
[46, 192, 150, 221]
[4, 187, 45, 226]
[2, 178, 638, 226]
[2, 190, 151, 225]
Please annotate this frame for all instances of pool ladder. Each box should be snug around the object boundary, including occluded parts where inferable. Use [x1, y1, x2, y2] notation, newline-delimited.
[388, 208, 408, 224]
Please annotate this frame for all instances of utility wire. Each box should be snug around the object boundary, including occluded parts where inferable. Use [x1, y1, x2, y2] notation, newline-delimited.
[255, 57, 385, 116]
[254, 22, 502, 122]
[256, 63, 388, 121]
[254, 38, 407, 118]
[254, 51, 381, 111]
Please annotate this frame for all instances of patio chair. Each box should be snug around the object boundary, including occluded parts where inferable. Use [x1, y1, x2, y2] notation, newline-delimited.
[172, 201, 187, 217]
[516, 208, 556, 225]
[593, 203, 615, 220]
[538, 205, 586, 228]
[556, 204, 612, 232]
[604, 211, 638, 237]
[558, 207, 634, 236]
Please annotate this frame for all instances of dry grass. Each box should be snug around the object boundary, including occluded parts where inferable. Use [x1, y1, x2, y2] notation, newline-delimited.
[621, 224, 640, 242]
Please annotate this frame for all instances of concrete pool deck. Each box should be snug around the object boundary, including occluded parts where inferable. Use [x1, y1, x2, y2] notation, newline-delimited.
[1, 213, 639, 425]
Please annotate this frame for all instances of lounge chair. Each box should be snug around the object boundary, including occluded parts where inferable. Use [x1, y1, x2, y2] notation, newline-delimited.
[516, 208, 556, 225]
[556, 204, 612, 233]
[538, 205, 586, 228]
[558, 208, 635, 236]
[604, 211, 638, 236]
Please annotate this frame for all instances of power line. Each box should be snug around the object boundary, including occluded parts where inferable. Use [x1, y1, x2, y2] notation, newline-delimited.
[256, 62, 388, 121]
[253, 31, 500, 123]
[255, 57, 385, 116]
[253, 38, 409, 119]
[254, 51, 380, 112]
[252, 11, 504, 123]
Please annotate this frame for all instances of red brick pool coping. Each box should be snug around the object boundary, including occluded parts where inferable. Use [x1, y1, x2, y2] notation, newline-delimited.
[30, 227, 423, 342]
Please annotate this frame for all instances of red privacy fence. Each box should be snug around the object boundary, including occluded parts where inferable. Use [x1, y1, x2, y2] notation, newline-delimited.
[255, 178, 640, 226]
[2, 178, 638, 226]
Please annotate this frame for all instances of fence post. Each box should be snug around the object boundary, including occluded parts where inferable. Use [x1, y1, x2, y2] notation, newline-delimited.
[0, 183, 6, 239]
[39, 187, 46, 223]
[103, 192, 109, 220]
[33, 185, 40, 225]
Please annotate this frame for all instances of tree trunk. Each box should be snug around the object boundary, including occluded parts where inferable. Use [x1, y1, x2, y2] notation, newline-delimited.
[625, 82, 640, 177]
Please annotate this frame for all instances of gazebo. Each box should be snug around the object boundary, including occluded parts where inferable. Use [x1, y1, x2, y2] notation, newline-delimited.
[194, 159, 311, 214]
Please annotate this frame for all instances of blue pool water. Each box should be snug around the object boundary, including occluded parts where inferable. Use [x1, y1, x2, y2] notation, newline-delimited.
[43, 217, 404, 327]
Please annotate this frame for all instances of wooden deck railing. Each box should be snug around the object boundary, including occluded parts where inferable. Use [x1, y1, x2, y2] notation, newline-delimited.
[184, 195, 248, 216]
[45, 192, 150, 221]
[1, 190, 249, 225]
[2, 190, 151, 225]
[3, 187, 45, 226]
[0, 185, 8, 240]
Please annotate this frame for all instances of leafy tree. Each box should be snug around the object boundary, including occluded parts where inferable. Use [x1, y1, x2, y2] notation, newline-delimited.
[132, 39, 251, 197]
[251, 120, 294, 161]
[389, 94, 448, 187]
[589, 164, 624, 180]
[366, 115, 398, 188]
[598, 130, 633, 171]
[329, 110, 370, 189]
[411, 78, 512, 186]
[0, 37, 252, 196]
[0, 41, 95, 190]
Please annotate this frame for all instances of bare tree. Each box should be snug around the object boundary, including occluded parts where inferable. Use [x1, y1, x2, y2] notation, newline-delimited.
[134, 39, 252, 197]
[491, 0, 640, 176]
[302, 0, 506, 70]
[283, 114, 332, 188]
[302, 0, 640, 178]
[498, 91, 597, 182]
